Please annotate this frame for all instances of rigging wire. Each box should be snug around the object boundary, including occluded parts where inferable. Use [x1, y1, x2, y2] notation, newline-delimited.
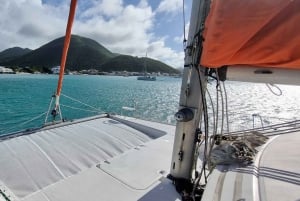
[1, 111, 48, 134]
[61, 93, 103, 112]
[182, 0, 187, 47]
[44, 95, 55, 123]
[44, 93, 103, 124]
[60, 104, 102, 114]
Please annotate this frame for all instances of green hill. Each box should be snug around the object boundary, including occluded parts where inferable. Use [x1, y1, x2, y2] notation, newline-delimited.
[2, 35, 115, 69]
[0, 47, 32, 62]
[100, 55, 178, 73]
[0, 35, 179, 74]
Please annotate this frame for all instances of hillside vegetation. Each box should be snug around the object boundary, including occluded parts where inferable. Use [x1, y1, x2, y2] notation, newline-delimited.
[0, 47, 32, 62]
[0, 35, 179, 74]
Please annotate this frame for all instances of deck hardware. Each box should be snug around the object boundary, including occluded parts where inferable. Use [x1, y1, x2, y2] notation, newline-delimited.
[178, 150, 184, 161]
[175, 108, 194, 122]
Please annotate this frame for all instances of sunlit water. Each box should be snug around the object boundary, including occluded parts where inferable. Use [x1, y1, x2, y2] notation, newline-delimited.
[0, 74, 299, 135]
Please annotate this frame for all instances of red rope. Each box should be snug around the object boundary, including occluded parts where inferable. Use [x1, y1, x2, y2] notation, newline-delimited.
[56, 0, 77, 96]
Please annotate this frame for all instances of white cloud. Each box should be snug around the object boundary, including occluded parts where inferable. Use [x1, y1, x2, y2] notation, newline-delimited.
[147, 38, 184, 68]
[81, 0, 123, 18]
[0, 0, 68, 49]
[0, 0, 184, 68]
[156, 0, 182, 14]
[75, 1, 154, 55]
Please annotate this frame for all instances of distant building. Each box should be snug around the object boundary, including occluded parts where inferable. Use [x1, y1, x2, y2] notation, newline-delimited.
[0, 66, 14, 74]
[51, 66, 60, 74]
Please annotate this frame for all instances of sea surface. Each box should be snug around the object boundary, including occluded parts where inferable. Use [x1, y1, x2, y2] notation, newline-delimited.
[0, 74, 299, 135]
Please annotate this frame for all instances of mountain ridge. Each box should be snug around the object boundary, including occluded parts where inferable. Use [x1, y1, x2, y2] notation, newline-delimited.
[0, 35, 179, 74]
[0, 47, 32, 63]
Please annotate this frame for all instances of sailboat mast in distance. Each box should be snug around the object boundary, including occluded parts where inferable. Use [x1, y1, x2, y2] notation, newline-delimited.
[137, 51, 156, 81]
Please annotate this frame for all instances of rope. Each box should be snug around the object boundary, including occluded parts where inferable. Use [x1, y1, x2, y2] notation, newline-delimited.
[266, 83, 282, 96]
[1, 111, 48, 134]
[61, 93, 102, 112]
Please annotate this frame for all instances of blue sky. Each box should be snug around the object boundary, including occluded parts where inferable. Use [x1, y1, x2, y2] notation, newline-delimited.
[0, 0, 192, 68]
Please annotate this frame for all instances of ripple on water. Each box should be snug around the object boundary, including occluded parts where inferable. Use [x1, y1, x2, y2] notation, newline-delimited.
[0, 75, 299, 134]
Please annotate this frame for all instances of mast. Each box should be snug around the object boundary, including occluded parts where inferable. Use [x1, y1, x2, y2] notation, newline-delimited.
[169, 0, 210, 188]
[144, 51, 147, 76]
[52, 0, 77, 120]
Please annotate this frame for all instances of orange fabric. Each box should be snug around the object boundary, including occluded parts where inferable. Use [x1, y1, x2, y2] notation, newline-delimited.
[200, 0, 300, 69]
[56, 0, 77, 96]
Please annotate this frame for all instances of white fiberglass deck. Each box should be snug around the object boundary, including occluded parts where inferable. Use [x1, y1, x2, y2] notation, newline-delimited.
[0, 115, 180, 201]
[201, 129, 300, 201]
[1, 115, 299, 201]
[258, 131, 300, 201]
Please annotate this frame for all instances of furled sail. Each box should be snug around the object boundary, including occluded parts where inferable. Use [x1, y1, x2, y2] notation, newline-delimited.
[200, 0, 300, 69]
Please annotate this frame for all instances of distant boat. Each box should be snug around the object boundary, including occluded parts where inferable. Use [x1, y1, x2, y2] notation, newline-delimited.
[137, 75, 156, 81]
[137, 52, 156, 81]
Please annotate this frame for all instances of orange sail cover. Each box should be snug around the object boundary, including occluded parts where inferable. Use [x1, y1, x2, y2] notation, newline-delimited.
[200, 0, 300, 69]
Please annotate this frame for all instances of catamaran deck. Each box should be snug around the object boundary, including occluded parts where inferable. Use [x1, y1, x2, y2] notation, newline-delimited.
[0, 115, 180, 201]
[0, 115, 299, 201]
[258, 131, 300, 201]
[202, 124, 300, 201]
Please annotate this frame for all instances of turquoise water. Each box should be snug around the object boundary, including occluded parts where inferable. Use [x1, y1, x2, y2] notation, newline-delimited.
[1, 74, 299, 135]
[0, 74, 181, 134]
